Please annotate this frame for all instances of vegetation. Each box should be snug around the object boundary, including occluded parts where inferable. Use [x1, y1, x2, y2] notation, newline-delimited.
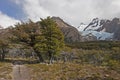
[67, 41, 120, 50]
[10, 17, 64, 63]
[27, 63, 120, 80]
[65, 41, 120, 73]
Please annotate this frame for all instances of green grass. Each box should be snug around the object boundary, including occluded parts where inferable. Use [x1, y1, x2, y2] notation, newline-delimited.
[27, 63, 120, 80]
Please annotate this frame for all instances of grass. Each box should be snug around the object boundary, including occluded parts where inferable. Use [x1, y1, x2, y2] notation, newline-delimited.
[0, 62, 12, 80]
[27, 62, 120, 80]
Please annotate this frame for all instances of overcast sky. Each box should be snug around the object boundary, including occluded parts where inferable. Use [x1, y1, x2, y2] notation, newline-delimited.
[0, 0, 120, 28]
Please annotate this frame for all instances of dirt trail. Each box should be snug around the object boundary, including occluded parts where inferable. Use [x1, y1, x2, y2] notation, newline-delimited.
[12, 65, 31, 80]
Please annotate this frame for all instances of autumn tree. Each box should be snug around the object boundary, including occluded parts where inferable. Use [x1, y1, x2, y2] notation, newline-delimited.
[10, 20, 44, 61]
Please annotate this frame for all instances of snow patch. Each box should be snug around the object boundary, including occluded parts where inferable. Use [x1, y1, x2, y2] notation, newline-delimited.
[81, 31, 114, 40]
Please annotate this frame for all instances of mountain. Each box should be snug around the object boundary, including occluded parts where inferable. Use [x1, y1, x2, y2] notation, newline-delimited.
[1, 17, 120, 42]
[52, 17, 120, 41]
[77, 18, 120, 40]
[52, 17, 82, 42]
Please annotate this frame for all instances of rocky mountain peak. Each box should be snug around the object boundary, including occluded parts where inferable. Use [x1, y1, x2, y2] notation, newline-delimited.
[52, 17, 72, 28]
[112, 18, 120, 23]
[52, 16, 82, 42]
[83, 18, 108, 31]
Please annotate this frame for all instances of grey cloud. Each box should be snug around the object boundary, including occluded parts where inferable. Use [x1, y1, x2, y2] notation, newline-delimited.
[91, 0, 120, 19]
[11, 0, 120, 27]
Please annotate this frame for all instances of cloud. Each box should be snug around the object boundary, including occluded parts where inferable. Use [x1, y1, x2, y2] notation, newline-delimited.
[90, 0, 120, 19]
[11, 0, 120, 26]
[0, 11, 19, 28]
[12, 0, 50, 22]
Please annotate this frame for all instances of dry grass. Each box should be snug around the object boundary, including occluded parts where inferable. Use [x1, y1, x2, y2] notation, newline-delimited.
[27, 62, 120, 80]
[0, 62, 12, 80]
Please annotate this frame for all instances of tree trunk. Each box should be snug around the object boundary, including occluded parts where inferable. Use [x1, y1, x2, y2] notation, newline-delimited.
[36, 52, 44, 62]
[0, 54, 1, 61]
[49, 56, 53, 64]
[1, 53, 5, 61]
[64, 55, 67, 63]
[48, 51, 53, 64]
[1, 48, 5, 61]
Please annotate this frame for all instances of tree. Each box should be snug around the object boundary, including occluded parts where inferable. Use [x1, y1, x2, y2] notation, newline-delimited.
[34, 17, 65, 64]
[10, 20, 44, 61]
[11, 20, 41, 46]
[11, 17, 65, 63]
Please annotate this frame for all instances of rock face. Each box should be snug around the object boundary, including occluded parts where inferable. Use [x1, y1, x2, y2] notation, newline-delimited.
[81, 33, 97, 41]
[102, 18, 120, 33]
[101, 18, 120, 40]
[52, 17, 82, 42]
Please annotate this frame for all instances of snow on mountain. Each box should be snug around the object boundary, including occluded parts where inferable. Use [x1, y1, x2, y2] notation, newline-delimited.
[84, 18, 107, 31]
[81, 31, 113, 40]
[76, 18, 114, 40]
[76, 23, 87, 31]
[84, 18, 101, 31]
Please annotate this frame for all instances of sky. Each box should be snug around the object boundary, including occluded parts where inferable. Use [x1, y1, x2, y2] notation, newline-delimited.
[0, 0, 120, 28]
